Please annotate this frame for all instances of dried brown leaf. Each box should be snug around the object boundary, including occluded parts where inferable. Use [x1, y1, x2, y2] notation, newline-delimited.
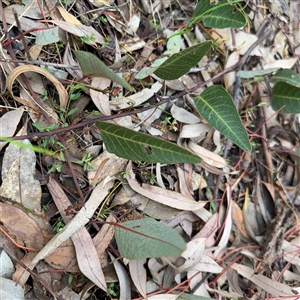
[129, 259, 147, 298]
[6, 65, 68, 109]
[230, 263, 296, 296]
[126, 162, 205, 211]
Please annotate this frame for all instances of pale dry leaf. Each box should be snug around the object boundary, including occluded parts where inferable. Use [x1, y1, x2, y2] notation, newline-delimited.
[63, 43, 83, 79]
[231, 201, 250, 239]
[176, 165, 194, 199]
[23, 179, 111, 279]
[0, 13, 46, 35]
[178, 124, 210, 142]
[0, 278, 24, 300]
[214, 188, 232, 258]
[282, 237, 300, 266]
[121, 184, 182, 220]
[108, 252, 131, 300]
[137, 103, 167, 127]
[170, 104, 201, 124]
[227, 269, 244, 296]
[56, 6, 82, 26]
[188, 140, 227, 168]
[0, 126, 45, 230]
[51, 20, 105, 45]
[0, 203, 44, 250]
[176, 238, 205, 273]
[4, 0, 42, 19]
[87, 150, 127, 186]
[198, 254, 223, 273]
[129, 259, 147, 298]
[230, 263, 295, 296]
[110, 81, 162, 110]
[90, 77, 112, 116]
[126, 13, 140, 35]
[126, 162, 206, 211]
[223, 51, 239, 89]
[6, 65, 68, 109]
[73, 228, 107, 292]
[93, 214, 116, 256]
[205, 284, 242, 298]
[264, 57, 298, 70]
[226, 32, 261, 56]
[193, 212, 219, 247]
[148, 295, 178, 300]
[120, 37, 146, 53]
[188, 272, 211, 297]
[148, 258, 166, 284]
[0, 107, 24, 151]
[47, 176, 110, 291]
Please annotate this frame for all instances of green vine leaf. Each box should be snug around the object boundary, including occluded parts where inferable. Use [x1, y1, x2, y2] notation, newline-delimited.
[96, 121, 202, 164]
[75, 51, 135, 91]
[192, 0, 246, 29]
[193, 86, 251, 152]
[271, 69, 300, 87]
[154, 41, 212, 80]
[115, 218, 186, 259]
[271, 82, 300, 113]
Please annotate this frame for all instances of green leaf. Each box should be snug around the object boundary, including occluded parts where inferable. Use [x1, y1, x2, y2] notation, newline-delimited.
[202, 2, 246, 29]
[271, 82, 300, 113]
[176, 293, 213, 300]
[115, 218, 186, 259]
[271, 69, 300, 87]
[192, 0, 211, 20]
[154, 41, 212, 80]
[36, 27, 60, 46]
[294, 146, 300, 167]
[236, 68, 280, 79]
[96, 121, 202, 164]
[75, 51, 135, 91]
[193, 86, 251, 152]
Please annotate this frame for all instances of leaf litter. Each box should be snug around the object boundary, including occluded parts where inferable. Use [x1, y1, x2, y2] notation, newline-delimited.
[0, 0, 299, 299]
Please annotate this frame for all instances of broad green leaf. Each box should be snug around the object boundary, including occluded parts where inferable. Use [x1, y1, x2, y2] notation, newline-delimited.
[236, 68, 280, 79]
[271, 69, 300, 87]
[115, 218, 186, 259]
[176, 293, 213, 300]
[294, 146, 300, 167]
[154, 41, 212, 80]
[75, 51, 134, 91]
[192, 0, 211, 20]
[193, 86, 251, 152]
[202, 2, 246, 28]
[36, 27, 60, 46]
[271, 82, 300, 113]
[96, 121, 202, 164]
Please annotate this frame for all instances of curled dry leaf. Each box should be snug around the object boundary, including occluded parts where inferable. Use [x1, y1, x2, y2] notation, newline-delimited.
[126, 162, 206, 211]
[188, 140, 227, 168]
[87, 150, 127, 186]
[6, 65, 68, 109]
[90, 77, 111, 116]
[129, 259, 147, 298]
[170, 104, 201, 124]
[109, 81, 162, 110]
[108, 252, 131, 300]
